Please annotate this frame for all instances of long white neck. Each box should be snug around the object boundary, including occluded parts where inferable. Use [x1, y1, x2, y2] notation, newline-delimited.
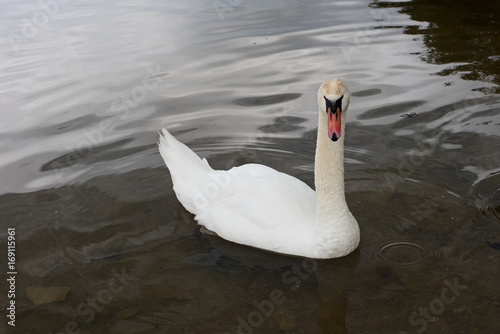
[314, 108, 348, 218]
[313, 108, 359, 258]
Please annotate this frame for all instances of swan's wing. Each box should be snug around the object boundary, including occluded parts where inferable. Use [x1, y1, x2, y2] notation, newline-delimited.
[159, 128, 317, 254]
[193, 164, 316, 253]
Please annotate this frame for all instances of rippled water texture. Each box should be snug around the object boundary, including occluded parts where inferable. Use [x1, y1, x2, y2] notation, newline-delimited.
[1, 0, 499, 333]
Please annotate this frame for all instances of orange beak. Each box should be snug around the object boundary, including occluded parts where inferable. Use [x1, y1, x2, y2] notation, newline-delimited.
[327, 106, 341, 141]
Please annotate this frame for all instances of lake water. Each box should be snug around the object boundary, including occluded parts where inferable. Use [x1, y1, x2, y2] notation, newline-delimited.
[1, 0, 499, 333]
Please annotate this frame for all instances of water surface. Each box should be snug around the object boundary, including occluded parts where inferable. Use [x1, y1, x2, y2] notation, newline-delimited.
[1, 0, 499, 333]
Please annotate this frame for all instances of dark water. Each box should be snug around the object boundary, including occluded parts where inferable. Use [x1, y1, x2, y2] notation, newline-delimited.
[1, 0, 499, 333]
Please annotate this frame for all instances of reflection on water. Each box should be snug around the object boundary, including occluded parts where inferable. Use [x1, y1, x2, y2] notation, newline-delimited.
[393, 0, 500, 92]
[0, 0, 499, 333]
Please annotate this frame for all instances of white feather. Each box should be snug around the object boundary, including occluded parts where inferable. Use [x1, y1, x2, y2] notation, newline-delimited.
[158, 79, 360, 259]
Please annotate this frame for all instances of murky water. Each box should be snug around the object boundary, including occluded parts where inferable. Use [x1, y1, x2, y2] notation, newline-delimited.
[1, 0, 499, 333]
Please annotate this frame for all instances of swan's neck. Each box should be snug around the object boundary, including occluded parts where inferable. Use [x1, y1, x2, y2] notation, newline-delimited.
[313, 108, 358, 257]
[314, 108, 347, 215]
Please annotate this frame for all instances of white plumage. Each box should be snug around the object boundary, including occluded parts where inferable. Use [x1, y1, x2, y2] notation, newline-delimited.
[159, 79, 360, 259]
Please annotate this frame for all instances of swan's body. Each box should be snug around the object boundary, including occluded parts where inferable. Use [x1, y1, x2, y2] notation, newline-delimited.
[159, 79, 360, 259]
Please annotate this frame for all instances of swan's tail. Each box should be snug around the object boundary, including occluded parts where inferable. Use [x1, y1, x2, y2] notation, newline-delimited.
[158, 128, 212, 211]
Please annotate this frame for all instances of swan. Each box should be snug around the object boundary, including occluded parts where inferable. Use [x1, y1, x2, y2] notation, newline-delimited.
[158, 78, 360, 259]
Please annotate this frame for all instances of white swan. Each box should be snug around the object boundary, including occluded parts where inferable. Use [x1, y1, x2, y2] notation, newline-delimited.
[159, 78, 360, 259]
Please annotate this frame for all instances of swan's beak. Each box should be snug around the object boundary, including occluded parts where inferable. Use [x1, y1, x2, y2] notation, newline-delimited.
[325, 97, 342, 141]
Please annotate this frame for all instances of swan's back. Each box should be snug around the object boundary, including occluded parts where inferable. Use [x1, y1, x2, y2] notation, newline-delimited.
[198, 164, 317, 252]
[159, 129, 317, 255]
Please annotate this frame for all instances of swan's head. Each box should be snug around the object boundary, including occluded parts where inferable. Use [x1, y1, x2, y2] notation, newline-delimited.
[317, 78, 350, 142]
